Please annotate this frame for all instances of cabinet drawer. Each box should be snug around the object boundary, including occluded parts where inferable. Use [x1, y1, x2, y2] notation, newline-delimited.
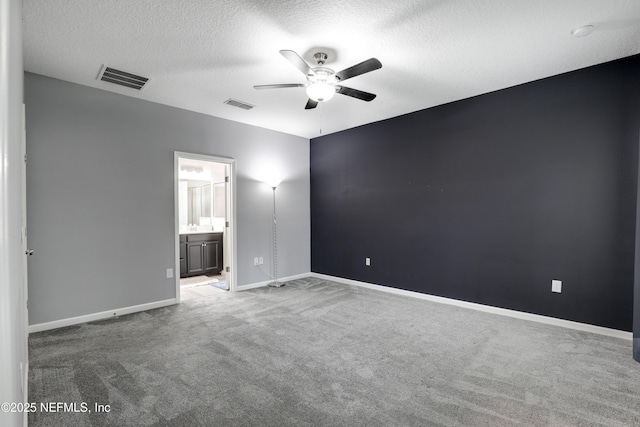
[186, 233, 221, 242]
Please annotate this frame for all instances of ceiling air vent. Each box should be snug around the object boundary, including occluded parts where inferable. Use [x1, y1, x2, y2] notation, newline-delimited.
[224, 98, 255, 110]
[98, 65, 149, 90]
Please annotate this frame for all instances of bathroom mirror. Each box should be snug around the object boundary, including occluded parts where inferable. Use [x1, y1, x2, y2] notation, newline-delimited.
[188, 182, 212, 225]
[178, 158, 227, 234]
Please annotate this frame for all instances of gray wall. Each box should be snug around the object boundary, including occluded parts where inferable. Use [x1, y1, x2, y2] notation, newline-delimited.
[25, 72, 310, 325]
[0, 0, 26, 425]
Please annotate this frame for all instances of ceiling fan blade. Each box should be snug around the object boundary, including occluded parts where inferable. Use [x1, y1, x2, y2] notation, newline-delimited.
[280, 50, 313, 76]
[305, 99, 318, 110]
[335, 58, 382, 82]
[254, 83, 306, 89]
[336, 86, 377, 101]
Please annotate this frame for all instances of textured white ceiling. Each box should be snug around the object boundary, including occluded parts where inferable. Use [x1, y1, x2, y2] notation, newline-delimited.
[23, 0, 640, 139]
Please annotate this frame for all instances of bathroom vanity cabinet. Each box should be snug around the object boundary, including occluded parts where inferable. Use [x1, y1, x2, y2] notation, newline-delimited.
[179, 232, 223, 277]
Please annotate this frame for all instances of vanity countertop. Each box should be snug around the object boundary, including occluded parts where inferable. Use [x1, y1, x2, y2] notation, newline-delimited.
[180, 230, 223, 235]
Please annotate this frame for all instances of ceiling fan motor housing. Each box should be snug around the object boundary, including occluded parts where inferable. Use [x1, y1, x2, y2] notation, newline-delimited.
[313, 52, 328, 65]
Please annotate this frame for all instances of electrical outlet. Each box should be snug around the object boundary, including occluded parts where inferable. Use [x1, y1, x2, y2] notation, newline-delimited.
[259, 257, 264, 265]
[254, 257, 259, 266]
[365, 257, 371, 266]
[166, 268, 173, 279]
[552, 280, 562, 293]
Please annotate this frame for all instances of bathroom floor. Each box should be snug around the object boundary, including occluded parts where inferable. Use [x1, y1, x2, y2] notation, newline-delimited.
[180, 273, 223, 288]
[180, 273, 226, 300]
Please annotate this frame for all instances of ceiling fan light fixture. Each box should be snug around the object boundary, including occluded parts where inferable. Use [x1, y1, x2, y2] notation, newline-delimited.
[306, 67, 337, 102]
[306, 82, 336, 102]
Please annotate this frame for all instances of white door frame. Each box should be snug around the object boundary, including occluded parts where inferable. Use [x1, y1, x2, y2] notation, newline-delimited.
[21, 104, 29, 418]
[174, 152, 237, 301]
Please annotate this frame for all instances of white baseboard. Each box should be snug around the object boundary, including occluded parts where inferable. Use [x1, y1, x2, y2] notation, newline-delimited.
[28, 272, 312, 333]
[310, 273, 632, 341]
[236, 272, 312, 291]
[29, 274, 631, 341]
[236, 279, 272, 291]
[28, 299, 177, 334]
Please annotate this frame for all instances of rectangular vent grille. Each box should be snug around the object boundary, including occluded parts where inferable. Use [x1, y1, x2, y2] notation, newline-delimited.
[98, 66, 149, 90]
[224, 99, 255, 110]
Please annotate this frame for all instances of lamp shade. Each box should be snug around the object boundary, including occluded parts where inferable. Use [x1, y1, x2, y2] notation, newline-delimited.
[306, 82, 336, 102]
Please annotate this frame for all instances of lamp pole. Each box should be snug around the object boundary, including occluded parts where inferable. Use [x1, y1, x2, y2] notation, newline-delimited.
[268, 185, 284, 287]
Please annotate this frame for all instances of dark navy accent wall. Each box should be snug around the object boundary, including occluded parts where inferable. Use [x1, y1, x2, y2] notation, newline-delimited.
[311, 55, 640, 332]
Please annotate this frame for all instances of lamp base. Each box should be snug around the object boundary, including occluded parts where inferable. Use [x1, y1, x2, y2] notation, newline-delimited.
[268, 281, 285, 288]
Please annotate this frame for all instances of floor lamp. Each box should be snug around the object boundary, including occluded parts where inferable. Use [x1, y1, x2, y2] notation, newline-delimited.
[268, 183, 284, 288]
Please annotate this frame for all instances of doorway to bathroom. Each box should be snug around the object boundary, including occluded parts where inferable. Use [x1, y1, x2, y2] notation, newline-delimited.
[174, 152, 236, 302]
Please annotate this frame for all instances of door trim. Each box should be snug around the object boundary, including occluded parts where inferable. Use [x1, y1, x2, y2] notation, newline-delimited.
[174, 152, 237, 301]
[21, 103, 29, 417]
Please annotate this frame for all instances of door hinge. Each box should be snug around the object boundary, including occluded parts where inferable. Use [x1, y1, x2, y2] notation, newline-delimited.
[225, 221, 230, 228]
[225, 176, 229, 183]
[24, 154, 27, 163]
[226, 266, 230, 273]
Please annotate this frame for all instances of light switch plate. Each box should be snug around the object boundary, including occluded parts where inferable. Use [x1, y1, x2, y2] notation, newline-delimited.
[166, 268, 173, 279]
[365, 257, 371, 266]
[552, 280, 562, 293]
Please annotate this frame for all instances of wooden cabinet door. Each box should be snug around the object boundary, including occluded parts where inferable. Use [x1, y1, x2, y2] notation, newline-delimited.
[187, 242, 205, 275]
[182, 233, 223, 277]
[203, 240, 220, 273]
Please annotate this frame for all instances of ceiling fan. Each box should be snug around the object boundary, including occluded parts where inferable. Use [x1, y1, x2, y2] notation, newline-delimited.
[254, 50, 382, 110]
